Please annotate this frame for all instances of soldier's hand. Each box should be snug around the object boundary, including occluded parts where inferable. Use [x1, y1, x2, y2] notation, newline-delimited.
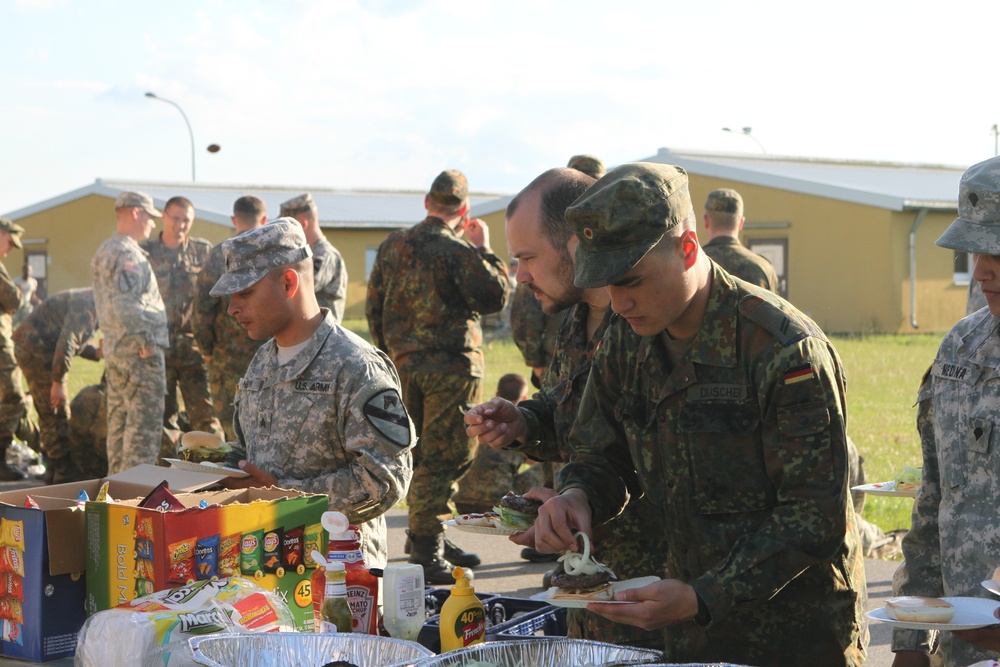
[514, 488, 592, 553]
[218, 460, 278, 489]
[587, 579, 697, 631]
[463, 217, 490, 249]
[464, 397, 526, 448]
[50, 381, 68, 412]
[952, 626, 1000, 653]
[138, 345, 154, 359]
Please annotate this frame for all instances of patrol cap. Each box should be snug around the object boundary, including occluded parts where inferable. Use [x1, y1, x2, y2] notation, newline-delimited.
[114, 191, 161, 218]
[566, 162, 692, 288]
[427, 170, 469, 206]
[937, 156, 1000, 255]
[0, 219, 24, 249]
[566, 154, 606, 179]
[279, 193, 316, 217]
[210, 218, 313, 296]
[704, 188, 743, 216]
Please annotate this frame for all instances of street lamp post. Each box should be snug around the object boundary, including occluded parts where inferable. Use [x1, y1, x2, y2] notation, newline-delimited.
[145, 92, 196, 181]
[722, 126, 767, 153]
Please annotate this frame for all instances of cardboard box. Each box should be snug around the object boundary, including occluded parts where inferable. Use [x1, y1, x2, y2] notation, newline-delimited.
[85, 477, 328, 633]
[0, 465, 227, 662]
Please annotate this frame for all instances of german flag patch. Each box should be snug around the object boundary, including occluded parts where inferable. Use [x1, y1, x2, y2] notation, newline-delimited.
[784, 363, 816, 385]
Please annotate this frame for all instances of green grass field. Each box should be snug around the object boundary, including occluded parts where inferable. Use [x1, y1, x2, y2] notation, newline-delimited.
[61, 323, 942, 537]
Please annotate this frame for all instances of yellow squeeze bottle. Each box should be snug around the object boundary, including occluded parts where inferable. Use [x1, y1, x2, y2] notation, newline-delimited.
[438, 567, 486, 651]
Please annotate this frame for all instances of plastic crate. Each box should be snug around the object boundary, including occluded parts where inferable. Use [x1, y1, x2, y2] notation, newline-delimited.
[418, 595, 566, 652]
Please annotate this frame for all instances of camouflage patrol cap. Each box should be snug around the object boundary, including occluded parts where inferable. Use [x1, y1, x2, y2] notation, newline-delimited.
[566, 154, 606, 179]
[566, 162, 692, 288]
[937, 156, 1000, 255]
[114, 191, 161, 217]
[704, 188, 743, 216]
[279, 193, 316, 217]
[210, 217, 314, 296]
[0, 219, 24, 249]
[427, 170, 469, 206]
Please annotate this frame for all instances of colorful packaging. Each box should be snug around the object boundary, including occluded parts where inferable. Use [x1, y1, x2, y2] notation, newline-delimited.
[0, 519, 24, 549]
[0, 619, 22, 646]
[195, 534, 220, 581]
[139, 482, 185, 513]
[0, 547, 24, 577]
[0, 573, 23, 602]
[282, 525, 305, 575]
[167, 538, 196, 585]
[133, 516, 154, 541]
[218, 533, 240, 578]
[261, 528, 283, 575]
[240, 530, 263, 579]
[302, 523, 323, 569]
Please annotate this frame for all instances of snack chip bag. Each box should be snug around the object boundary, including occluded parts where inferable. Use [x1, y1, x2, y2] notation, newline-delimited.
[134, 558, 155, 581]
[76, 489, 90, 507]
[240, 529, 263, 578]
[0, 573, 23, 602]
[0, 519, 24, 550]
[282, 525, 304, 573]
[195, 534, 220, 581]
[134, 516, 155, 541]
[22, 496, 39, 510]
[303, 522, 323, 569]
[134, 578, 156, 598]
[167, 538, 196, 585]
[218, 532, 241, 578]
[140, 481, 185, 512]
[0, 547, 24, 577]
[1, 619, 22, 646]
[95, 481, 114, 503]
[136, 538, 155, 561]
[0, 598, 23, 624]
[261, 528, 284, 575]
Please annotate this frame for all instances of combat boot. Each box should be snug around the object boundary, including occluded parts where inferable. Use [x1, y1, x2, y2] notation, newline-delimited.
[0, 439, 24, 482]
[408, 533, 458, 586]
[405, 531, 481, 568]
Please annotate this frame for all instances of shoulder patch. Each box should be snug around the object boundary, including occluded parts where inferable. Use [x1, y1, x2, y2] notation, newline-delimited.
[363, 389, 411, 448]
[740, 295, 810, 346]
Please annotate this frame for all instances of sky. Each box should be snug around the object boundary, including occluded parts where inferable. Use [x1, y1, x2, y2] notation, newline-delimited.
[3, 0, 1000, 214]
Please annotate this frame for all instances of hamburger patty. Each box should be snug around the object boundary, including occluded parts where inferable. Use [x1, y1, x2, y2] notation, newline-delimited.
[551, 569, 612, 591]
[499, 492, 542, 515]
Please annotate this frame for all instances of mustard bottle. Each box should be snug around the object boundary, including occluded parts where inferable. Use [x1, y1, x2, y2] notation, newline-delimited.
[438, 567, 486, 651]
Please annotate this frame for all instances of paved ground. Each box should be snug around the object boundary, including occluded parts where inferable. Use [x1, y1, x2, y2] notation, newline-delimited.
[0, 480, 899, 665]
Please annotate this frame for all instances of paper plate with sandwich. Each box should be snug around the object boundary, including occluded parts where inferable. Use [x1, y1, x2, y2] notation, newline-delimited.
[164, 431, 249, 478]
[867, 595, 1000, 630]
[530, 532, 660, 608]
[852, 466, 921, 497]
[443, 492, 542, 536]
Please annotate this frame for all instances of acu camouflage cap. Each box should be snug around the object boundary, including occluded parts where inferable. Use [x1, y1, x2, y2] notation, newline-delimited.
[427, 170, 469, 206]
[937, 156, 1000, 255]
[0, 219, 24, 249]
[704, 188, 743, 216]
[210, 217, 313, 296]
[566, 162, 692, 288]
[566, 154, 606, 179]
[114, 191, 162, 218]
[279, 193, 316, 217]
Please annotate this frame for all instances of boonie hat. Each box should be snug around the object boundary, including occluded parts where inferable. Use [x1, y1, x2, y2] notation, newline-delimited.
[566, 162, 692, 288]
[210, 218, 313, 296]
[704, 188, 743, 216]
[427, 170, 469, 206]
[0, 219, 24, 249]
[114, 191, 161, 218]
[566, 154, 606, 179]
[279, 193, 316, 217]
[937, 156, 1000, 255]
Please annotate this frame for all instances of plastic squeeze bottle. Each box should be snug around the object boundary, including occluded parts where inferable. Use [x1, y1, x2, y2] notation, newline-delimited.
[438, 567, 486, 651]
[382, 563, 425, 640]
[320, 561, 353, 633]
[310, 511, 380, 634]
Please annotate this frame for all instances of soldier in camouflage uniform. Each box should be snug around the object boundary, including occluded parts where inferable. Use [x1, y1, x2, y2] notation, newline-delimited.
[511, 164, 866, 666]
[12, 288, 100, 483]
[509, 282, 562, 386]
[366, 169, 510, 583]
[211, 219, 414, 568]
[701, 188, 780, 292]
[466, 168, 667, 650]
[141, 196, 222, 448]
[892, 156, 1000, 666]
[194, 195, 267, 440]
[280, 193, 347, 323]
[0, 219, 29, 480]
[91, 191, 169, 474]
[67, 380, 108, 480]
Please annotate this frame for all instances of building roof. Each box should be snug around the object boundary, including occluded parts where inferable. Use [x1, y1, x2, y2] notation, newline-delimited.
[3, 179, 506, 230]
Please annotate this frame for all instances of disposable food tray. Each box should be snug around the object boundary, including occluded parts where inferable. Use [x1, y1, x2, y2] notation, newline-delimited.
[412, 637, 662, 666]
[189, 632, 434, 667]
[418, 594, 563, 652]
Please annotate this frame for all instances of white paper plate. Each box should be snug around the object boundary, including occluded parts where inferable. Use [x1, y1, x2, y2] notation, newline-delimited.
[530, 576, 661, 608]
[852, 481, 917, 498]
[867, 597, 1000, 630]
[163, 458, 250, 479]
[442, 519, 520, 536]
[982, 579, 1000, 597]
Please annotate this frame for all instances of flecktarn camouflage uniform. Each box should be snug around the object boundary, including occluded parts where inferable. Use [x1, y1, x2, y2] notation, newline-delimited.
[702, 237, 779, 292]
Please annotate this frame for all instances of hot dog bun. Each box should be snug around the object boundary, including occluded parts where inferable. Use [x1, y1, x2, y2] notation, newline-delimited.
[546, 583, 615, 601]
[884, 596, 955, 623]
[454, 512, 500, 528]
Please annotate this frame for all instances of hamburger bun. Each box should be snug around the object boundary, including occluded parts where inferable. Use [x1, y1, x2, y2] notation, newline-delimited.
[884, 596, 955, 623]
[547, 582, 615, 601]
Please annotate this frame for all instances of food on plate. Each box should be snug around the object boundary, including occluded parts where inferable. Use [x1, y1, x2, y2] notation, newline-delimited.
[493, 492, 542, 531]
[893, 466, 922, 493]
[179, 431, 233, 464]
[547, 532, 617, 601]
[454, 512, 501, 528]
[884, 595, 956, 623]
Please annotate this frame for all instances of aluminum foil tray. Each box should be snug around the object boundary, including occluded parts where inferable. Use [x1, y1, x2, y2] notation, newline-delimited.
[412, 638, 662, 666]
[190, 632, 435, 667]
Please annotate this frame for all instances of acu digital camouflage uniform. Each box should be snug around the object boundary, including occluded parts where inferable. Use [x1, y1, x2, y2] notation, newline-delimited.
[892, 155, 1000, 666]
[0, 230, 27, 466]
[366, 174, 510, 537]
[194, 241, 265, 441]
[213, 219, 414, 569]
[141, 232, 222, 438]
[279, 194, 348, 323]
[12, 288, 99, 467]
[67, 381, 108, 480]
[91, 196, 169, 474]
[510, 302, 668, 650]
[559, 164, 866, 666]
